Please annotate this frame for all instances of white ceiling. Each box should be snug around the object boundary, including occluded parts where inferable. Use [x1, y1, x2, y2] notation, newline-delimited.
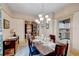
[7, 3, 69, 16]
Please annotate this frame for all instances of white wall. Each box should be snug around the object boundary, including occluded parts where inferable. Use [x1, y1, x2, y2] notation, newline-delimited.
[10, 19, 25, 41]
[2, 10, 25, 41]
[53, 19, 59, 42]
[72, 11, 79, 50]
[2, 10, 11, 40]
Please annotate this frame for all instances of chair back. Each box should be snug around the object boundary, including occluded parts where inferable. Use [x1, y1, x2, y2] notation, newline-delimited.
[55, 43, 68, 56]
[49, 35, 56, 43]
[27, 36, 32, 56]
[64, 42, 69, 56]
[27, 35, 40, 56]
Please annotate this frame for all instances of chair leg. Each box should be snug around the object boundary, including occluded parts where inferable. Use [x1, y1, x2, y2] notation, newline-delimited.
[29, 52, 32, 56]
[29, 46, 32, 56]
[29, 53, 30, 56]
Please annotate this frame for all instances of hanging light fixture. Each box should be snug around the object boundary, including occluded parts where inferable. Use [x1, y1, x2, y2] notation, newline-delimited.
[45, 15, 49, 18]
[38, 14, 42, 18]
[40, 17, 44, 21]
[35, 4, 51, 29]
[35, 19, 40, 24]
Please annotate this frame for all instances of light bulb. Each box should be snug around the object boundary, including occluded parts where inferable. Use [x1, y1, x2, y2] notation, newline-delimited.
[35, 19, 38, 22]
[47, 18, 51, 21]
[45, 15, 49, 18]
[38, 14, 42, 18]
[37, 20, 40, 24]
[35, 19, 40, 24]
[40, 17, 44, 21]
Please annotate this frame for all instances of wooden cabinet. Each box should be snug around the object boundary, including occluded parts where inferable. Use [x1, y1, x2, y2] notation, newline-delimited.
[25, 21, 32, 34]
[3, 37, 19, 56]
[32, 22, 37, 36]
[25, 21, 37, 39]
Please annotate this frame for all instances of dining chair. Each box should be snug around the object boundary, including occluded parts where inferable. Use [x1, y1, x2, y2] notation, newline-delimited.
[27, 37, 32, 56]
[55, 44, 66, 56]
[49, 35, 56, 43]
[27, 35, 40, 56]
[45, 43, 69, 56]
[64, 42, 69, 56]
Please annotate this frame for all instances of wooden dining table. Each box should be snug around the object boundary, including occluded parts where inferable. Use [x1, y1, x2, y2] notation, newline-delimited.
[32, 40, 56, 55]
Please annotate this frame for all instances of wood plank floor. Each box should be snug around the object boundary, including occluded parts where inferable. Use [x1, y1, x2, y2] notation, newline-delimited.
[15, 40, 29, 56]
[15, 44, 29, 56]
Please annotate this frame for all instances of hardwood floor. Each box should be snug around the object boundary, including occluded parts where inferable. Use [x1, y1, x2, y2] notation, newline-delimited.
[15, 44, 29, 56]
[70, 48, 79, 56]
[15, 41, 41, 56]
[15, 39, 29, 56]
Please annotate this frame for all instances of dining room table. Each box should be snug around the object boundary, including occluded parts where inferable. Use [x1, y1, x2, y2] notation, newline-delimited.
[32, 38, 56, 55]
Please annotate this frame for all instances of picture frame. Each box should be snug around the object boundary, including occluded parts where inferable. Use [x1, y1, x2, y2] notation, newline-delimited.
[4, 19, 10, 29]
[0, 20, 2, 32]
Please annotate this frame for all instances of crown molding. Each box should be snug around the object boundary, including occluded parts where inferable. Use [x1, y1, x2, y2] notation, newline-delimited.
[54, 4, 79, 20]
[1, 4, 13, 18]
[1, 3, 54, 21]
[1, 4, 36, 21]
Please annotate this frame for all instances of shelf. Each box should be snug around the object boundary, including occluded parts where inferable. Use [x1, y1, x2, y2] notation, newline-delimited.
[59, 28, 70, 30]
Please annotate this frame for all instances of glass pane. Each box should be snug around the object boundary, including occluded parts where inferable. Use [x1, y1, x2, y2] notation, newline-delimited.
[59, 19, 70, 40]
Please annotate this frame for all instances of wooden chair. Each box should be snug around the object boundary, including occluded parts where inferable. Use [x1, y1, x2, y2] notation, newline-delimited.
[27, 36, 40, 56]
[49, 35, 56, 43]
[45, 43, 68, 56]
[27, 37, 32, 56]
[64, 42, 69, 56]
[55, 44, 66, 56]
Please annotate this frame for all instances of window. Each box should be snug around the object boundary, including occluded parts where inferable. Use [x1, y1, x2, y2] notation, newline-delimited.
[58, 19, 70, 40]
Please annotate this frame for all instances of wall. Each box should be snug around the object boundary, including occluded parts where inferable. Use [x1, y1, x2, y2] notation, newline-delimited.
[10, 19, 25, 41]
[54, 4, 79, 52]
[2, 10, 11, 40]
[2, 10, 25, 42]
[1, 3, 54, 41]
[72, 11, 79, 50]
[1, 4, 35, 42]
[53, 19, 59, 42]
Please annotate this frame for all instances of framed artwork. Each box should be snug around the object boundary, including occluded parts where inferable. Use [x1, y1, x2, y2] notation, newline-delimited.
[0, 20, 2, 32]
[4, 19, 10, 29]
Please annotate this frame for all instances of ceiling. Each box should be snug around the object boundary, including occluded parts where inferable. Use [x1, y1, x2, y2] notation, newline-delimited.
[6, 3, 69, 17]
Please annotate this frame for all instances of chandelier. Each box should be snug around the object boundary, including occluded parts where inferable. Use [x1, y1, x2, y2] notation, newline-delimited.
[35, 14, 51, 28]
[35, 4, 51, 29]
